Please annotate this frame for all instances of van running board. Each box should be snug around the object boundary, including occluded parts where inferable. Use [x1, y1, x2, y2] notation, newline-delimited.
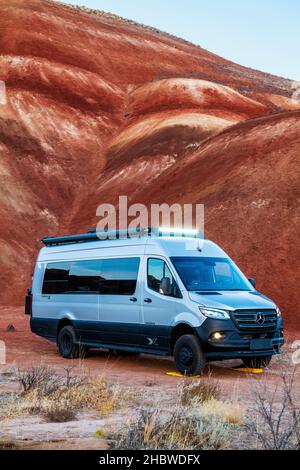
[77, 341, 169, 357]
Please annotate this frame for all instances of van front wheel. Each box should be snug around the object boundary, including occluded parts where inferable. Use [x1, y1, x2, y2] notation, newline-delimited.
[58, 326, 79, 359]
[174, 334, 206, 376]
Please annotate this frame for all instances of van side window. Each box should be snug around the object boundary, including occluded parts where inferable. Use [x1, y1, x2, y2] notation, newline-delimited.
[68, 260, 101, 293]
[147, 258, 181, 297]
[42, 258, 140, 295]
[42, 262, 70, 294]
[99, 258, 140, 295]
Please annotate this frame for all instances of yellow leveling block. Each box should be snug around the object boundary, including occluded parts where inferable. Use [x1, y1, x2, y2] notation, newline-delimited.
[230, 367, 264, 374]
[166, 372, 202, 378]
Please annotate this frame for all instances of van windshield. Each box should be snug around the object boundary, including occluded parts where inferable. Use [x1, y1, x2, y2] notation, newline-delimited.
[170, 257, 252, 291]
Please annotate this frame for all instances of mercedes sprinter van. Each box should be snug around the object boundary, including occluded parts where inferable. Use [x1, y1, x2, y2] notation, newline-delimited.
[26, 227, 284, 375]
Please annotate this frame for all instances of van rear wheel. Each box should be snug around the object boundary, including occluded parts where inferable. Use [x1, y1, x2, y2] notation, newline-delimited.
[174, 334, 206, 376]
[58, 326, 79, 359]
[242, 356, 272, 368]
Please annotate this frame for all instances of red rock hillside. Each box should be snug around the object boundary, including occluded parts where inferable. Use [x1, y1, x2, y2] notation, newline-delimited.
[0, 0, 299, 329]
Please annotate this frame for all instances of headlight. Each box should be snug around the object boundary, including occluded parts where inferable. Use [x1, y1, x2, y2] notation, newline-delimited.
[276, 307, 282, 319]
[199, 307, 230, 320]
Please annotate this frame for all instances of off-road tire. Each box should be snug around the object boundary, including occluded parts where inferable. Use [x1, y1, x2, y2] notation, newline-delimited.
[57, 326, 79, 359]
[174, 334, 206, 376]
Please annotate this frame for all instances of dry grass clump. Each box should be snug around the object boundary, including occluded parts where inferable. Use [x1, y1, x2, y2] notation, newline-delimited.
[180, 374, 220, 405]
[0, 439, 20, 450]
[54, 375, 124, 415]
[42, 400, 77, 423]
[111, 406, 234, 450]
[0, 366, 125, 422]
[199, 398, 244, 425]
[111, 371, 245, 450]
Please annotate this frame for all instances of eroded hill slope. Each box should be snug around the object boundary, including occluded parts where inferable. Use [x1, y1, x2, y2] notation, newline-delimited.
[0, 0, 299, 328]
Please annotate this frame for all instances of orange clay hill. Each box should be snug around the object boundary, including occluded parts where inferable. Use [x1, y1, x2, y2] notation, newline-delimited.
[0, 0, 299, 330]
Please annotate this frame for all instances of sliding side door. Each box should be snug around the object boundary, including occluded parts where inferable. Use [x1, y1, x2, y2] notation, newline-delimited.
[98, 257, 142, 348]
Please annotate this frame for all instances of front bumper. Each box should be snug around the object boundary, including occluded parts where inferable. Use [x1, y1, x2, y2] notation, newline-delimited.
[196, 317, 284, 361]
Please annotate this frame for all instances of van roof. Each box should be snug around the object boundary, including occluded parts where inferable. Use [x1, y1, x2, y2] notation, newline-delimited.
[37, 235, 228, 262]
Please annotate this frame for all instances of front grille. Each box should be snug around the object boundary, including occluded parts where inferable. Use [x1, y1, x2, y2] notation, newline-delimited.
[231, 309, 277, 331]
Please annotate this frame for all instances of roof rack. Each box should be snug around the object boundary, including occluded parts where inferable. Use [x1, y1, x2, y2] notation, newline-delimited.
[41, 226, 203, 247]
[41, 227, 151, 246]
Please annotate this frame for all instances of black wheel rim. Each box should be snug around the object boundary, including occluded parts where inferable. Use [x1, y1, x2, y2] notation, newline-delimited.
[179, 345, 194, 367]
[62, 333, 72, 354]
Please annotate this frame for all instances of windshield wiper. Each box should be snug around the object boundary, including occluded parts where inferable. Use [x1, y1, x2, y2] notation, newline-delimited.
[190, 288, 250, 292]
[219, 289, 250, 291]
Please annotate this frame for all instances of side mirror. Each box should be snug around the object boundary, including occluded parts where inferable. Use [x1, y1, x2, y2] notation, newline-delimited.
[159, 277, 171, 296]
[248, 278, 256, 288]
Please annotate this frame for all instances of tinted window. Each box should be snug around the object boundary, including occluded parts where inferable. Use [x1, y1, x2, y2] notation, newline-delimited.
[170, 257, 252, 291]
[42, 262, 70, 294]
[99, 258, 140, 295]
[68, 260, 101, 293]
[147, 258, 180, 297]
[42, 258, 140, 295]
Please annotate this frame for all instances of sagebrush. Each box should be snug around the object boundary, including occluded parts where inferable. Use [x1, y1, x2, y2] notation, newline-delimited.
[0, 366, 125, 421]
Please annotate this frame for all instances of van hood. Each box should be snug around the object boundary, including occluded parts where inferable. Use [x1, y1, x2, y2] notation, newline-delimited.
[188, 290, 276, 311]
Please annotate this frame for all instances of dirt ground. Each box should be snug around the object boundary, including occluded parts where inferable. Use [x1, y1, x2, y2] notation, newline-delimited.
[0, 306, 299, 450]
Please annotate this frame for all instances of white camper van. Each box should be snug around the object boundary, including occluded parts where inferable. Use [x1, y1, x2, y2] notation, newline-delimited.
[26, 227, 284, 375]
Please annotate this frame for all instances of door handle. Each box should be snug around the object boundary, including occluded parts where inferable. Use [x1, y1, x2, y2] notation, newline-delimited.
[42, 295, 51, 299]
[144, 298, 152, 303]
[129, 297, 137, 302]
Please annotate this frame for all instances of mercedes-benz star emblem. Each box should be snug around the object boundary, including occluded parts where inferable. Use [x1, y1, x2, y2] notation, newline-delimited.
[255, 313, 265, 325]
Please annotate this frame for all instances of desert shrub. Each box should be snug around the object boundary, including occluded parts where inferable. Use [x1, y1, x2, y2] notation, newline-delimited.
[3, 366, 125, 420]
[0, 439, 20, 450]
[17, 365, 60, 394]
[24, 376, 123, 419]
[17, 365, 85, 396]
[246, 369, 300, 449]
[54, 376, 124, 414]
[111, 406, 233, 450]
[180, 375, 220, 405]
[42, 400, 76, 423]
